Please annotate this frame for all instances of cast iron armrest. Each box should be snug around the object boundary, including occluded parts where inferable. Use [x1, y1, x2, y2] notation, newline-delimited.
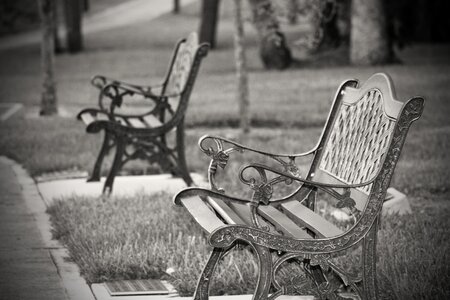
[98, 82, 182, 115]
[91, 75, 164, 92]
[199, 135, 317, 159]
[239, 163, 375, 212]
[198, 135, 318, 193]
[174, 186, 257, 206]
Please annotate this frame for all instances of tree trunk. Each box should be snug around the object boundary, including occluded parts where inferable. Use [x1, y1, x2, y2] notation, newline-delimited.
[64, 0, 83, 53]
[82, 0, 90, 12]
[336, 0, 351, 45]
[313, 2, 341, 53]
[350, 0, 393, 65]
[287, 0, 298, 25]
[248, 0, 292, 70]
[173, 0, 180, 14]
[38, 0, 58, 116]
[199, 0, 220, 49]
[233, 0, 250, 134]
[53, 0, 63, 53]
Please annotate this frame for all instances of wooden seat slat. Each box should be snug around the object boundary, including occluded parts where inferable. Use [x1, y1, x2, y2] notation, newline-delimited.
[205, 197, 246, 225]
[126, 117, 147, 128]
[96, 113, 110, 121]
[281, 201, 343, 238]
[227, 202, 280, 234]
[114, 116, 128, 126]
[80, 112, 95, 126]
[181, 197, 225, 234]
[258, 206, 312, 239]
[142, 115, 163, 128]
[204, 198, 311, 239]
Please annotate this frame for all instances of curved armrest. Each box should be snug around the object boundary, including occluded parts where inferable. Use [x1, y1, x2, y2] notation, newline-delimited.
[91, 75, 164, 92]
[240, 163, 375, 211]
[198, 135, 317, 195]
[98, 82, 182, 115]
[199, 135, 317, 159]
[242, 163, 375, 191]
[174, 187, 255, 206]
[92, 76, 171, 111]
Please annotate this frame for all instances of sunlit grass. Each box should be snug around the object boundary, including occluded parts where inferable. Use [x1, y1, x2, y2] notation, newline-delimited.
[47, 189, 450, 299]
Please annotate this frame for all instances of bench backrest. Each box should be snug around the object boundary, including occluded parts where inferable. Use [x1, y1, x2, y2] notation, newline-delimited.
[162, 32, 209, 100]
[308, 73, 424, 213]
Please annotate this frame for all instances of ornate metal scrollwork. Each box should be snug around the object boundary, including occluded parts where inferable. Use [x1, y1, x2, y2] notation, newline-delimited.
[274, 156, 302, 179]
[199, 136, 243, 192]
[269, 251, 364, 300]
[198, 135, 310, 204]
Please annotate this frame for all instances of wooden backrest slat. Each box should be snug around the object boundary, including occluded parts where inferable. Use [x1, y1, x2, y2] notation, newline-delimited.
[281, 201, 343, 238]
[258, 206, 312, 239]
[181, 197, 225, 234]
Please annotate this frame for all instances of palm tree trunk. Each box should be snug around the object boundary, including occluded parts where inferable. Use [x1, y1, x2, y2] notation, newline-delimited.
[350, 0, 394, 65]
[38, 0, 58, 116]
[233, 0, 250, 133]
[248, 0, 292, 70]
[173, 0, 180, 14]
[287, 0, 298, 25]
[64, 0, 83, 53]
[199, 0, 220, 49]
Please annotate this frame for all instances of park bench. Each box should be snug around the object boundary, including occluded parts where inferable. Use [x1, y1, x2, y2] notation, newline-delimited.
[174, 73, 424, 300]
[77, 32, 209, 193]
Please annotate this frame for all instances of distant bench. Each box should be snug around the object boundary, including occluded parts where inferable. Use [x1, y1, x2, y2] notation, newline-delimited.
[77, 32, 209, 193]
[174, 73, 424, 300]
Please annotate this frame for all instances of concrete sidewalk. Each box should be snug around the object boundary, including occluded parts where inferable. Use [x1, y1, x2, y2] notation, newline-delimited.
[0, 0, 196, 51]
[0, 157, 68, 300]
[37, 173, 205, 205]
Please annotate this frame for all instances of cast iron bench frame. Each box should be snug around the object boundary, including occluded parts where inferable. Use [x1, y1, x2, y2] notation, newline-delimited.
[174, 73, 424, 300]
[77, 32, 209, 193]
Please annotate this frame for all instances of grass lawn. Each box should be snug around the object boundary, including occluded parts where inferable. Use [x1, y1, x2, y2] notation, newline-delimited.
[1, 1, 449, 299]
[48, 189, 450, 299]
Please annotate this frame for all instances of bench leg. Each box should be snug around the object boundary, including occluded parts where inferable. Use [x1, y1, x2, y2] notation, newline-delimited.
[362, 221, 379, 300]
[88, 131, 112, 182]
[251, 243, 272, 300]
[103, 137, 125, 195]
[194, 244, 272, 300]
[175, 122, 193, 186]
[193, 247, 230, 300]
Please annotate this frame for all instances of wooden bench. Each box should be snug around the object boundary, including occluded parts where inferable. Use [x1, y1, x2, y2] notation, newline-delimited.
[77, 32, 209, 193]
[174, 73, 424, 300]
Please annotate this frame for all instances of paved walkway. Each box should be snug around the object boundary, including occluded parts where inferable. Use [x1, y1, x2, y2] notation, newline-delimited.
[37, 173, 205, 205]
[0, 158, 68, 300]
[0, 0, 195, 51]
